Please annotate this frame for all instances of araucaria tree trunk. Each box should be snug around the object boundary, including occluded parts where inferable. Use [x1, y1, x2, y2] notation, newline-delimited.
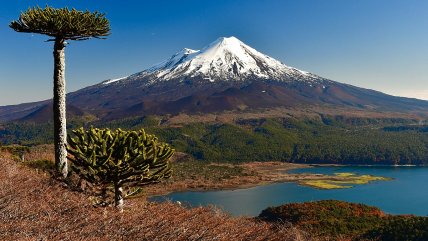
[114, 181, 124, 212]
[10, 6, 110, 177]
[53, 38, 68, 178]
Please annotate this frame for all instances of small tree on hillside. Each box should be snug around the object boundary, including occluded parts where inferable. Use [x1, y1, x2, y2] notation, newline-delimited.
[10, 6, 110, 178]
[67, 127, 174, 211]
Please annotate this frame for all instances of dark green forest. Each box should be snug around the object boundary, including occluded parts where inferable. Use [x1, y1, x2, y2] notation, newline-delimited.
[259, 200, 428, 240]
[2, 116, 428, 165]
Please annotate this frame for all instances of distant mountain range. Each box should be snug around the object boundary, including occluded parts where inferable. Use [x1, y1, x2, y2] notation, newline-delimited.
[2, 36, 428, 123]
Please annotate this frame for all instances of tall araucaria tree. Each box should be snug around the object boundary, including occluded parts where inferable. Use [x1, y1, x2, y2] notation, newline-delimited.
[10, 6, 110, 178]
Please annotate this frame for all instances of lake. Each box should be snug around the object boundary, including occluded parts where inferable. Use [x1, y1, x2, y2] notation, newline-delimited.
[151, 166, 428, 217]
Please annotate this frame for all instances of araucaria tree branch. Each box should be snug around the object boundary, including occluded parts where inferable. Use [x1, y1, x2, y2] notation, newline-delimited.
[67, 127, 174, 211]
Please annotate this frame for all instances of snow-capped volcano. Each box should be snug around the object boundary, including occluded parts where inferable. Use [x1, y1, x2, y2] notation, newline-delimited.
[3, 36, 428, 123]
[106, 36, 320, 85]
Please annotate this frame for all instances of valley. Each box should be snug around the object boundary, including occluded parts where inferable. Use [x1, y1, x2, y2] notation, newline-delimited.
[3, 112, 428, 165]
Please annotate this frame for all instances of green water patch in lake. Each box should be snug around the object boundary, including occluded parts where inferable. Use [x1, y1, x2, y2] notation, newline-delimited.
[299, 172, 392, 189]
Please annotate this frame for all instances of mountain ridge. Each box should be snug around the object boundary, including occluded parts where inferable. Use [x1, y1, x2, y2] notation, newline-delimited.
[101, 36, 323, 85]
[2, 36, 428, 123]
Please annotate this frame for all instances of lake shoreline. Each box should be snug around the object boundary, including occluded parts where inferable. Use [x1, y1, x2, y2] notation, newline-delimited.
[143, 162, 391, 198]
[142, 162, 311, 197]
[310, 163, 428, 167]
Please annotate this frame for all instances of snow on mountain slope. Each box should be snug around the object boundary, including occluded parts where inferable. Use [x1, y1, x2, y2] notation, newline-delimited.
[4, 36, 428, 123]
[102, 76, 129, 85]
[107, 36, 322, 85]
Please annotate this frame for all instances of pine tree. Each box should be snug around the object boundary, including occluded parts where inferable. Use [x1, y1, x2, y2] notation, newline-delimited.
[10, 6, 110, 178]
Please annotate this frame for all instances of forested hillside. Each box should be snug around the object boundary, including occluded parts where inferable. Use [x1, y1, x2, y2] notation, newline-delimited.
[2, 115, 428, 165]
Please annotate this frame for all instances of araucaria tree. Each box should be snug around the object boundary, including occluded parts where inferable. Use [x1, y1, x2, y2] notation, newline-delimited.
[10, 6, 110, 178]
[67, 127, 174, 211]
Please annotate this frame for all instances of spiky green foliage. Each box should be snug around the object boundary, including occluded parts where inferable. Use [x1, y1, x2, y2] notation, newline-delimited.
[9, 6, 110, 40]
[67, 127, 174, 204]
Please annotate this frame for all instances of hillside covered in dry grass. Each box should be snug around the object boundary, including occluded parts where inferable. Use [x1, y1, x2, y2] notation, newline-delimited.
[0, 150, 308, 240]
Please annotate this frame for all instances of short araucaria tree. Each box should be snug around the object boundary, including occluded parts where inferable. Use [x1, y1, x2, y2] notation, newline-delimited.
[10, 6, 110, 178]
[67, 127, 174, 211]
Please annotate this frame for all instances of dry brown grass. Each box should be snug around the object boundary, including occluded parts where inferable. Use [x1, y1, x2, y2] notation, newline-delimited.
[26, 144, 55, 162]
[0, 151, 311, 241]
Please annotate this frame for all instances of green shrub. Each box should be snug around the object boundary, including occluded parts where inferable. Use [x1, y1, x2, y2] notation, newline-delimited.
[67, 127, 174, 210]
[258, 200, 386, 238]
[365, 216, 428, 241]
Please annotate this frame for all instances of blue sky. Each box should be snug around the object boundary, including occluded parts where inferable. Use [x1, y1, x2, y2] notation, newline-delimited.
[1, 0, 428, 105]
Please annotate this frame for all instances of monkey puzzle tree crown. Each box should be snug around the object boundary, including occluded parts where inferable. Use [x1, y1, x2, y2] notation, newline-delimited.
[9, 6, 110, 40]
[67, 127, 174, 209]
